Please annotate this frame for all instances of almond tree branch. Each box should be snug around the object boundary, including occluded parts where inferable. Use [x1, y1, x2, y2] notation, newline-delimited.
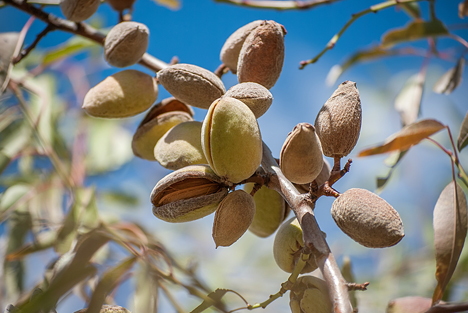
[2, 0, 169, 72]
[426, 301, 468, 313]
[214, 0, 342, 10]
[261, 142, 352, 313]
[13, 23, 55, 64]
[299, 0, 427, 69]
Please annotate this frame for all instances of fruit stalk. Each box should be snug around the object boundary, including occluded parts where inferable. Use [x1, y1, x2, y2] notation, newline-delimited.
[261, 142, 352, 313]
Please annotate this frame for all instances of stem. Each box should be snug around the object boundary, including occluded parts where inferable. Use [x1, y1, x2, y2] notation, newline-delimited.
[13, 24, 55, 64]
[448, 33, 468, 50]
[3, 0, 169, 72]
[261, 142, 352, 313]
[214, 0, 342, 10]
[299, 0, 427, 69]
[426, 301, 468, 313]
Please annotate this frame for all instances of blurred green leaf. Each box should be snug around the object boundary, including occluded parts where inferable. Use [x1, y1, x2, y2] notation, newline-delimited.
[133, 263, 158, 313]
[87, 256, 137, 313]
[457, 110, 468, 152]
[6, 229, 57, 261]
[101, 190, 139, 206]
[381, 20, 448, 48]
[190, 289, 229, 313]
[0, 122, 32, 176]
[41, 36, 98, 66]
[432, 181, 467, 303]
[0, 32, 20, 92]
[399, 2, 421, 19]
[85, 118, 133, 174]
[376, 150, 407, 192]
[395, 72, 425, 127]
[152, 0, 180, 10]
[0, 183, 30, 214]
[0, 106, 21, 133]
[27, 0, 60, 4]
[433, 57, 465, 95]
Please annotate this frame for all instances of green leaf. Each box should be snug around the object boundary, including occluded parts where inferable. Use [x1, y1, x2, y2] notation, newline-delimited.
[394, 72, 425, 126]
[152, 0, 180, 10]
[41, 36, 98, 66]
[399, 2, 421, 19]
[101, 190, 139, 206]
[433, 57, 465, 95]
[27, 0, 60, 4]
[457, 110, 468, 152]
[359, 119, 445, 157]
[133, 263, 157, 313]
[0, 183, 30, 214]
[0, 122, 32, 176]
[0, 32, 20, 92]
[190, 289, 229, 313]
[6, 229, 57, 261]
[381, 20, 449, 48]
[86, 256, 137, 313]
[432, 181, 467, 303]
[376, 150, 408, 192]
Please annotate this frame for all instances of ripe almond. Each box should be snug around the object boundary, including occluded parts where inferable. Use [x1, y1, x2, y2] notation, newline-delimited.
[60, 0, 100, 22]
[224, 82, 273, 118]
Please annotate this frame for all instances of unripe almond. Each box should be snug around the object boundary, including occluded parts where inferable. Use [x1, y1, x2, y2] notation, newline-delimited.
[202, 97, 262, 184]
[224, 82, 273, 118]
[151, 165, 229, 223]
[212, 190, 256, 247]
[244, 183, 287, 237]
[280, 123, 324, 184]
[154, 121, 208, 170]
[314, 81, 362, 158]
[273, 217, 318, 273]
[104, 22, 149, 68]
[82, 69, 158, 118]
[237, 20, 286, 89]
[331, 188, 404, 248]
[60, 0, 100, 22]
[157, 64, 226, 109]
[220, 20, 264, 74]
[290, 276, 332, 313]
[295, 159, 331, 193]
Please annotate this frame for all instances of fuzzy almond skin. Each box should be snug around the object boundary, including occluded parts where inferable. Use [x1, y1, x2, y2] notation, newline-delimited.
[212, 190, 256, 247]
[82, 69, 158, 118]
[280, 123, 324, 184]
[224, 82, 273, 118]
[244, 183, 286, 237]
[202, 97, 262, 184]
[104, 22, 149, 68]
[154, 121, 208, 170]
[157, 64, 226, 109]
[60, 0, 100, 22]
[237, 20, 286, 89]
[314, 81, 361, 158]
[273, 217, 318, 273]
[220, 20, 264, 74]
[331, 188, 404, 248]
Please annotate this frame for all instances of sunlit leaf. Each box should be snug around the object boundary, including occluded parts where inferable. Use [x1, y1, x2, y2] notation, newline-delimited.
[0, 32, 20, 91]
[341, 256, 357, 309]
[133, 263, 157, 313]
[457, 111, 468, 152]
[6, 229, 57, 261]
[381, 20, 449, 48]
[152, 0, 180, 10]
[27, 0, 60, 5]
[432, 181, 467, 303]
[41, 36, 98, 66]
[358, 119, 445, 157]
[0, 183, 30, 214]
[433, 58, 465, 95]
[399, 2, 421, 19]
[101, 190, 139, 206]
[86, 256, 137, 313]
[395, 73, 425, 126]
[460, 0, 468, 18]
[326, 47, 399, 86]
[376, 150, 408, 192]
[190, 289, 229, 313]
[387, 296, 432, 313]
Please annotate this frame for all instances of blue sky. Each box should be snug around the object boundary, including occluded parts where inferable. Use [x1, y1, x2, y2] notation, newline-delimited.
[1, 0, 468, 312]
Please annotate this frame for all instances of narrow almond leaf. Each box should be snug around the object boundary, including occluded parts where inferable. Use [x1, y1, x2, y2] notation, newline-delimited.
[460, 0, 468, 18]
[358, 119, 445, 157]
[0, 32, 20, 91]
[41, 36, 97, 66]
[457, 111, 468, 152]
[86, 256, 137, 313]
[190, 289, 229, 313]
[395, 72, 425, 126]
[377, 150, 408, 192]
[432, 181, 467, 303]
[399, 2, 421, 19]
[152, 0, 180, 9]
[381, 20, 449, 48]
[433, 58, 465, 95]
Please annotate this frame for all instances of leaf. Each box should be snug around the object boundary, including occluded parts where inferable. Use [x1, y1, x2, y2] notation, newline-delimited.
[432, 181, 467, 303]
[0, 32, 20, 91]
[376, 150, 408, 192]
[433, 57, 465, 95]
[326, 47, 399, 86]
[358, 119, 445, 157]
[458, 111, 468, 152]
[381, 20, 449, 48]
[190, 289, 229, 313]
[395, 72, 425, 126]
[460, 0, 468, 18]
[101, 190, 139, 206]
[0, 183, 30, 214]
[399, 2, 421, 19]
[41, 36, 97, 66]
[152, 0, 180, 10]
[133, 263, 157, 313]
[6, 229, 57, 261]
[0, 122, 32, 176]
[86, 256, 137, 313]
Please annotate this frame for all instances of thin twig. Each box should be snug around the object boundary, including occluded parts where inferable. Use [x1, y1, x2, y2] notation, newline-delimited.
[426, 301, 468, 313]
[346, 282, 369, 291]
[299, 0, 427, 69]
[13, 24, 55, 64]
[214, 0, 342, 11]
